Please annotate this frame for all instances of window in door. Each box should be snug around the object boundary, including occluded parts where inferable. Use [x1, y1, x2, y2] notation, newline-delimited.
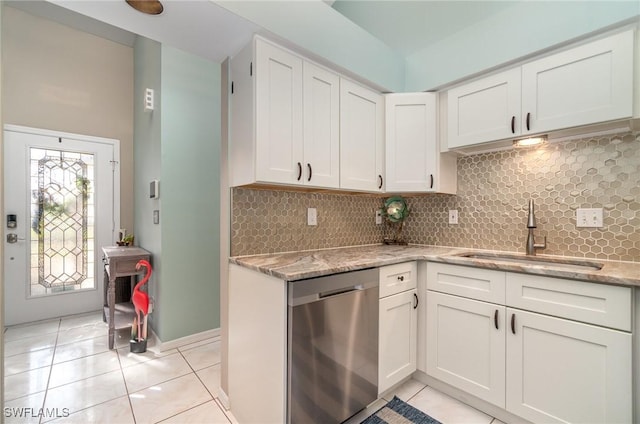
[29, 147, 95, 297]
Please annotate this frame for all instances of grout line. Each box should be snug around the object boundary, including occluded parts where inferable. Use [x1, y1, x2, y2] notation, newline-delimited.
[212, 398, 235, 424]
[39, 321, 61, 424]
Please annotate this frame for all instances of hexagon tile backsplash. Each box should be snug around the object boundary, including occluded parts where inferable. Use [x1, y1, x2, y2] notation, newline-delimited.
[231, 130, 640, 262]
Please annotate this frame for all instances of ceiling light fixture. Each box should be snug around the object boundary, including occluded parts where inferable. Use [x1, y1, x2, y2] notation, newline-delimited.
[513, 136, 547, 148]
[126, 0, 164, 15]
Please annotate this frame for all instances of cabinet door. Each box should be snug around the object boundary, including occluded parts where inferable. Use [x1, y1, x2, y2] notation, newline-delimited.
[506, 309, 632, 424]
[255, 39, 303, 184]
[447, 68, 521, 149]
[379, 289, 418, 394]
[521, 30, 633, 135]
[340, 79, 384, 192]
[303, 62, 340, 188]
[426, 291, 506, 408]
[385, 93, 438, 192]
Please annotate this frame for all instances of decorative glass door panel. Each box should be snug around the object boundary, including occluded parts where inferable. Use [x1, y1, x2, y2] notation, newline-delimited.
[29, 148, 95, 296]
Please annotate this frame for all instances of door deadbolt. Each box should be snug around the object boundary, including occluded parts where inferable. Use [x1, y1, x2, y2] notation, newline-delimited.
[7, 233, 20, 243]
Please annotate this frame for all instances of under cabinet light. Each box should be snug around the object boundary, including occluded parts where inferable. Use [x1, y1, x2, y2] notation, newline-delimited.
[513, 136, 547, 148]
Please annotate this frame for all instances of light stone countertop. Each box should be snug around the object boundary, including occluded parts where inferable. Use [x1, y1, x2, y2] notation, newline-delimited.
[230, 244, 640, 288]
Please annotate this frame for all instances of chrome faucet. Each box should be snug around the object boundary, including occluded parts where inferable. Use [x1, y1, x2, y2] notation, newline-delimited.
[526, 199, 546, 255]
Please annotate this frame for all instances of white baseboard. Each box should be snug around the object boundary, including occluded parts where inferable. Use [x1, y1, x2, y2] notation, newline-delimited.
[148, 327, 220, 352]
[218, 387, 230, 410]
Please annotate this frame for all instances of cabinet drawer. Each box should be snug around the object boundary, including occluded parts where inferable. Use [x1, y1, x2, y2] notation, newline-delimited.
[506, 273, 631, 331]
[427, 262, 505, 304]
[379, 262, 417, 298]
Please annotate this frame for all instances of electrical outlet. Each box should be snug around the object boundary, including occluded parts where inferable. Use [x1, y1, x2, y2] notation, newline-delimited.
[307, 208, 317, 226]
[375, 209, 383, 225]
[576, 208, 603, 227]
[449, 209, 459, 225]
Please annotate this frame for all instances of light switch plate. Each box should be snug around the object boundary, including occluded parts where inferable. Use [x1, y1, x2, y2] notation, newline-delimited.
[576, 208, 603, 227]
[375, 209, 383, 225]
[449, 209, 459, 225]
[307, 208, 317, 226]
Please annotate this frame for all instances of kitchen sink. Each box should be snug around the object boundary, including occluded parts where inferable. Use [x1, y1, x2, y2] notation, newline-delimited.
[454, 252, 604, 271]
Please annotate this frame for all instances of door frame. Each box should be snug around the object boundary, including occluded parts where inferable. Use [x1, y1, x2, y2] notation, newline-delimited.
[3, 124, 120, 324]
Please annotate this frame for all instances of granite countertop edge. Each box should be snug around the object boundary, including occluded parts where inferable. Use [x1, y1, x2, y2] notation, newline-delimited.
[229, 244, 640, 288]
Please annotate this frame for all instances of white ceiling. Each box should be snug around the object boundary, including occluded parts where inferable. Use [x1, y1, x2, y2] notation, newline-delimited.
[10, 0, 525, 64]
[9, 0, 260, 63]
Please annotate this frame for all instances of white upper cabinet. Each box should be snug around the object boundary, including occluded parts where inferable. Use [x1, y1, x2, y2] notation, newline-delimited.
[521, 30, 634, 135]
[230, 37, 340, 189]
[340, 79, 385, 192]
[447, 68, 521, 149]
[446, 29, 634, 149]
[303, 62, 340, 188]
[386, 93, 456, 193]
[255, 39, 303, 185]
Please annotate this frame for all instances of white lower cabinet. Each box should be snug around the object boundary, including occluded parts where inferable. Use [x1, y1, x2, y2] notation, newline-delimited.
[426, 262, 633, 424]
[378, 262, 418, 394]
[506, 308, 632, 424]
[426, 292, 506, 407]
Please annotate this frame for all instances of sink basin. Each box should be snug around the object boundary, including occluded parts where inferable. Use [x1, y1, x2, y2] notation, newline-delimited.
[454, 252, 604, 271]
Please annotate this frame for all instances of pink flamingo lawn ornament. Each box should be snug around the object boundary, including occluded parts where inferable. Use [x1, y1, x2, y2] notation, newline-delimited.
[133, 259, 152, 342]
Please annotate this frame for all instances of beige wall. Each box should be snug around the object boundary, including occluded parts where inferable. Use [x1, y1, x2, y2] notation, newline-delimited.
[2, 6, 134, 232]
[232, 130, 640, 263]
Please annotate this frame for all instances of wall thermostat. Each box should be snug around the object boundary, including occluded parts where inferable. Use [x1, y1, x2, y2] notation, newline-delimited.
[150, 180, 159, 199]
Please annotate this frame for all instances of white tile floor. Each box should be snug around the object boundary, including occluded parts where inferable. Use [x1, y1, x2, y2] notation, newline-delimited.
[4, 311, 504, 424]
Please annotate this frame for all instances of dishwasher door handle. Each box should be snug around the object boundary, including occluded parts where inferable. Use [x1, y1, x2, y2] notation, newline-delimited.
[319, 284, 364, 299]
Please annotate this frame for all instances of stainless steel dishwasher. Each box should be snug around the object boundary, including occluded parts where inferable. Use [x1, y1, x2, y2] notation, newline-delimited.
[287, 268, 378, 423]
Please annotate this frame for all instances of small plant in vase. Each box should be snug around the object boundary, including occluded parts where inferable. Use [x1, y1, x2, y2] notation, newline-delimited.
[117, 234, 134, 247]
[383, 196, 410, 245]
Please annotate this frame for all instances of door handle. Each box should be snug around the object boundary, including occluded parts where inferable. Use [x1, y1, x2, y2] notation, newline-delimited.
[6, 234, 25, 244]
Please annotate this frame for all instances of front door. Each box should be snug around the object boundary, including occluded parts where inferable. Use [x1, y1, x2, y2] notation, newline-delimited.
[3, 126, 119, 326]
